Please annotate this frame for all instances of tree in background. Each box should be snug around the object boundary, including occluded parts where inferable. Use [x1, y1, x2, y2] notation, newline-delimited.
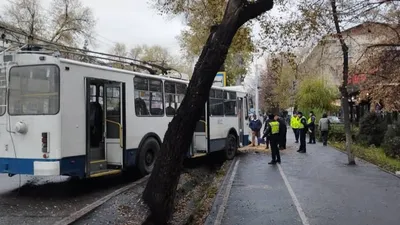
[259, 52, 297, 114]
[142, 0, 274, 223]
[108, 43, 192, 75]
[171, 0, 255, 85]
[296, 77, 339, 116]
[355, 29, 400, 111]
[258, 0, 400, 165]
[1, 0, 95, 46]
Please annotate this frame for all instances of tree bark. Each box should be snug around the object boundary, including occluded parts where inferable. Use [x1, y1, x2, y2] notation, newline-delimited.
[330, 0, 356, 165]
[142, 0, 274, 224]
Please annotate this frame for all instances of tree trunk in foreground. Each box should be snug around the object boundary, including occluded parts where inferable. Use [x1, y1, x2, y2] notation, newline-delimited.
[330, 0, 356, 165]
[142, 0, 274, 224]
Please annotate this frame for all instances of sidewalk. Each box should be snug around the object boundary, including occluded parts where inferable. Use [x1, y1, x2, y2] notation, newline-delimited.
[206, 131, 400, 225]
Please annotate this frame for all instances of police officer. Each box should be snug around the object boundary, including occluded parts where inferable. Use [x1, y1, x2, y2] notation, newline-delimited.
[297, 111, 307, 153]
[266, 114, 281, 164]
[277, 114, 287, 150]
[307, 111, 316, 144]
[290, 112, 299, 143]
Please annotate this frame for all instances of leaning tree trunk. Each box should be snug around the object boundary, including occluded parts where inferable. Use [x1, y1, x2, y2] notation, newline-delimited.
[330, 0, 355, 165]
[142, 0, 274, 224]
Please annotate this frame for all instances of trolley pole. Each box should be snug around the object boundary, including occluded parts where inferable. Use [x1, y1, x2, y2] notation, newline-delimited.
[255, 64, 259, 118]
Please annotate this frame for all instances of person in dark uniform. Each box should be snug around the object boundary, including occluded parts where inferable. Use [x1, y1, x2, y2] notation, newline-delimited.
[277, 114, 287, 150]
[266, 114, 281, 164]
[297, 111, 307, 153]
[307, 111, 316, 144]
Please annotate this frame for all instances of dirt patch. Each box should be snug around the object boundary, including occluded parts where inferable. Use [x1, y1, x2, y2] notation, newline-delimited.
[239, 144, 270, 154]
[74, 156, 232, 225]
[181, 161, 231, 225]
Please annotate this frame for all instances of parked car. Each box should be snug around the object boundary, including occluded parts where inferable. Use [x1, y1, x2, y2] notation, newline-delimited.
[328, 116, 343, 124]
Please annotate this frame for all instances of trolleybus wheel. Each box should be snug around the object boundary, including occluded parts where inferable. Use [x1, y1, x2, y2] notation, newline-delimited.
[138, 137, 160, 176]
[224, 134, 237, 160]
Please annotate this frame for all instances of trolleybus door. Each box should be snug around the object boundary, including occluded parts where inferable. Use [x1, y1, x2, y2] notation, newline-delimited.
[237, 97, 244, 147]
[104, 82, 124, 166]
[191, 102, 208, 157]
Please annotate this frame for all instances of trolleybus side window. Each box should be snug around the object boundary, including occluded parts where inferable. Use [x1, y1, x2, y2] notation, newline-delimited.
[165, 81, 176, 116]
[209, 88, 224, 116]
[176, 83, 186, 109]
[134, 77, 164, 116]
[164, 82, 187, 116]
[0, 67, 6, 116]
[224, 91, 237, 116]
[90, 85, 97, 103]
[8, 65, 60, 115]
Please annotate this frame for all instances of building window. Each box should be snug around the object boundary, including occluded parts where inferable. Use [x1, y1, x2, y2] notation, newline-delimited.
[165, 81, 187, 116]
[224, 91, 237, 116]
[134, 77, 164, 116]
[209, 89, 224, 116]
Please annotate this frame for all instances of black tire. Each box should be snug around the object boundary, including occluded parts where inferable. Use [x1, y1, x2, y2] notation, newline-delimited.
[224, 134, 238, 160]
[137, 137, 160, 176]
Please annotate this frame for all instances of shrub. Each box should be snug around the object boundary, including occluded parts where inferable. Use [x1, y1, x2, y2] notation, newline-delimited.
[357, 112, 387, 147]
[383, 122, 400, 158]
[317, 123, 357, 142]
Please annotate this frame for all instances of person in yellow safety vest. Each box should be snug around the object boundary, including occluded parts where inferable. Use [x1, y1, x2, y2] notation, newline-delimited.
[307, 111, 316, 144]
[266, 114, 281, 164]
[290, 112, 300, 143]
[297, 111, 308, 153]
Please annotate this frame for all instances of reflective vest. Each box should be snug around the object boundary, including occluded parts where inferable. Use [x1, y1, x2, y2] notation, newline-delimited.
[269, 121, 280, 134]
[307, 116, 315, 125]
[298, 116, 306, 129]
[290, 116, 297, 128]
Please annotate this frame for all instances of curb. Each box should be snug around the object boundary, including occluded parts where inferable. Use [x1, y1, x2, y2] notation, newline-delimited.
[54, 175, 150, 225]
[328, 143, 400, 179]
[204, 156, 238, 225]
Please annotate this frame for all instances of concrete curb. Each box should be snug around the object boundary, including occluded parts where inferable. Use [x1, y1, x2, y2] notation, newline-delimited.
[204, 156, 238, 225]
[328, 143, 400, 179]
[54, 175, 149, 225]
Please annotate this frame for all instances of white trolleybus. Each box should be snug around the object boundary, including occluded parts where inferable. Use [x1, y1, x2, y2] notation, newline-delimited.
[0, 44, 251, 179]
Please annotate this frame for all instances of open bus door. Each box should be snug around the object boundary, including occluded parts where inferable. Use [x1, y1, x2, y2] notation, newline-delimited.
[85, 78, 125, 178]
[237, 97, 244, 147]
[190, 102, 209, 157]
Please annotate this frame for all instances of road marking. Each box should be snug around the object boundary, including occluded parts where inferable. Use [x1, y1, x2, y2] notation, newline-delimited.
[213, 159, 240, 225]
[278, 164, 310, 225]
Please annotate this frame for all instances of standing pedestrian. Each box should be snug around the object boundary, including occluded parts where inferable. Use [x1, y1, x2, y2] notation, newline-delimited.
[290, 112, 299, 143]
[297, 111, 307, 153]
[266, 114, 281, 164]
[249, 114, 262, 147]
[261, 114, 271, 149]
[307, 111, 316, 144]
[318, 113, 330, 146]
[277, 114, 287, 150]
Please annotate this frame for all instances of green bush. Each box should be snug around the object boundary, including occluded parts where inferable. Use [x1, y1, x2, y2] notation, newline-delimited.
[383, 122, 400, 158]
[317, 123, 357, 142]
[357, 112, 387, 147]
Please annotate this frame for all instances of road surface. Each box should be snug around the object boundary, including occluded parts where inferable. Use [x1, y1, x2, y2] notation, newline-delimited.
[206, 132, 400, 225]
[0, 172, 140, 225]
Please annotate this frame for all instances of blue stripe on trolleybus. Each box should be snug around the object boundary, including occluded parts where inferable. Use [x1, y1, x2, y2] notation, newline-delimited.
[0, 156, 86, 177]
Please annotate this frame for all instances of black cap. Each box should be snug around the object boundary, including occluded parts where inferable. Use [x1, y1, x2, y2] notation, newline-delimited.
[298, 111, 303, 115]
[268, 114, 274, 120]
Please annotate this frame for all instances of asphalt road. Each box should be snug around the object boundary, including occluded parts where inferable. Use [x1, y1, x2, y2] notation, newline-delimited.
[206, 132, 400, 225]
[0, 172, 140, 225]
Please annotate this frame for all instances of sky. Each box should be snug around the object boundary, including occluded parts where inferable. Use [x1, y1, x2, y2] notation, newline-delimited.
[83, 0, 185, 55]
[1, 0, 274, 72]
